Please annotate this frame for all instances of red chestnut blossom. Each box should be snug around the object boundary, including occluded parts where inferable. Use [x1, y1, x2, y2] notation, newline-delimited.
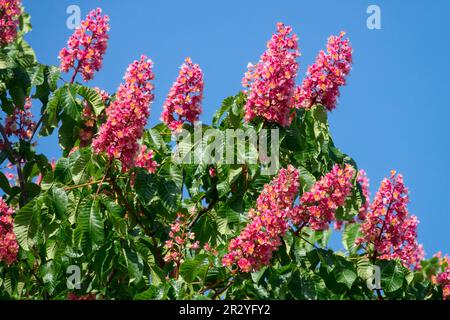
[294, 31, 352, 111]
[59, 8, 109, 82]
[164, 212, 199, 266]
[161, 57, 203, 133]
[0, 197, 18, 265]
[432, 252, 450, 299]
[92, 55, 155, 171]
[222, 165, 300, 272]
[242, 23, 299, 127]
[0, 0, 21, 45]
[135, 145, 158, 173]
[356, 170, 424, 269]
[4, 97, 35, 141]
[288, 164, 355, 231]
[357, 169, 370, 221]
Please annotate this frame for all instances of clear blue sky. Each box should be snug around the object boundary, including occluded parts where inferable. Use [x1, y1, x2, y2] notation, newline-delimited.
[22, 0, 450, 257]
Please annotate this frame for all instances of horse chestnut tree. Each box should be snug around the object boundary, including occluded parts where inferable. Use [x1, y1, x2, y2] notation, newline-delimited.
[0, 2, 448, 300]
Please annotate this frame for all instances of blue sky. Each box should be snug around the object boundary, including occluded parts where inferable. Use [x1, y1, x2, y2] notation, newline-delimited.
[22, 0, 450, 257]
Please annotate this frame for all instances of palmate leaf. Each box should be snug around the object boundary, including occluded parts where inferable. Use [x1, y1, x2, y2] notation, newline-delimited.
[74, 196, 104, 252]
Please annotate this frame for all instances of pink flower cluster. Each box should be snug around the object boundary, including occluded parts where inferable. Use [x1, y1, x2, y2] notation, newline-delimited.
[92, 55, 155, 171]
[161, 57, 203, 133]
[357, 169, 370, 221]
[135, 145, 158, 173]
[0, 197, 18, 265]
[0, 0, 21, 45]
[356, 171, 424, 269]
[432, 252, 450, 299]
[242, 22, 300, 127]
[4, 97, 35, 141]
[294, 32, 352, 111]
[222, 165, 300, 272]
[163, 211, 209, 265]
[59, 8, 109, 82]
[288, 164, 355, 231]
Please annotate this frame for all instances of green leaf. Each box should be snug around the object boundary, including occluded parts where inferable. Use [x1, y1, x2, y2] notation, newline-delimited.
[134, 284, 167, 300]
[342, 223, 361, 254]
[40, 89, 61, 136]
[0, 171, 12, 194]
[54, 158, 72, 184]
[14, 198, 41, 251]
[70, 147, 92, 184]
[77, 86, 105, 116]
[179, 254, 209, 283]
[335, 267, 357, 289]
[99, 195, 127, 237]
[134, 170, 158, 203]
[27, 64, 45, 86]
[158, 179, 180, 212]
[356, 256, 374, 280]
[51, 186, 68, 219]
[380, 260, 405, 293]
[298, 165, 316, 191]
[212, 96, 234, 127]
[9, 84, 26, 108]
[58, 114, 77, 153]
[46, 66, 60, 92]
[122, 241, 144, 284]
[75, 196, 104, 251]
[60, 84, 80, 119]
[288, 269, 317, 300]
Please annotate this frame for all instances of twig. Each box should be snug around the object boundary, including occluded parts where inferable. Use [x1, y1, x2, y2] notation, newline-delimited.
[188, 198, 217, 230]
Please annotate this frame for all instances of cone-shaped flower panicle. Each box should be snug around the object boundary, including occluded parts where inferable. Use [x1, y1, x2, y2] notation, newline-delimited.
[432, 252, 450, 299]
[222, 165, 300, 272]
[0, 0, 21, 45]
[92, 55, 155, 171]
[3, 97, 35, 141]
[164, 212, 199, 265]
[294, 31, 352, 111]
[242, 22, 300, 127]
[288, 164, 355, 231]
[0, 198, 18, 265]
[161, 57, 203, 133]
[356, 170, 424, 269]
[59, 8, 109, 82]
